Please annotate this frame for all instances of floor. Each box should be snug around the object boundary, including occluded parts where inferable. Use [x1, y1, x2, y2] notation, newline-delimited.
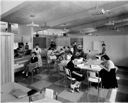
[15, 63, 128, 102]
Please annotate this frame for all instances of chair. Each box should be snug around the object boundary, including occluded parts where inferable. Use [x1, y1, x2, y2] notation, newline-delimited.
[87, 70, 102, 100]
[28, 62, 38, 83]
[46, 53, 57, 74]
[44, 88, 58, 100]
[64, 68, 76, 88]
[100, 68, 118, 89]
[57, 63, 65, 77]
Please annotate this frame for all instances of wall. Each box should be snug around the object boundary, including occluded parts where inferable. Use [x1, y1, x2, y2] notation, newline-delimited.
[69, 31, 128, 67]
[56, 37, 70, 46]
[17, 24, 33, 49]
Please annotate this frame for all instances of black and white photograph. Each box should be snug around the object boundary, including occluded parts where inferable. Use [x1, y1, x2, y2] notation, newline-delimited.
[0, 0, 128, 102]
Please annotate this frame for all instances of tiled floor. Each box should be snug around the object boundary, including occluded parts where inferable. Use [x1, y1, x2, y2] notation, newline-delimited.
[15, 65, 128, 102]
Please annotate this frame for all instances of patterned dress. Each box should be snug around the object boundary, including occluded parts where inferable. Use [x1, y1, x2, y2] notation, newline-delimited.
[33, 48, 43, 67]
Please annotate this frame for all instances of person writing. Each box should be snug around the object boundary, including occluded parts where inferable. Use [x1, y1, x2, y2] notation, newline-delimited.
[99, 55, 118, 88]
[66, 44, 86, 93]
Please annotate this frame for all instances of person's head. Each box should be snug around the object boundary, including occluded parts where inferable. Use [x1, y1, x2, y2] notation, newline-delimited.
[102, 42, 106, 47]
[77, 44, 83, 51]
[26, 43, 28, 45]
[31, 52, 37, 57]
[101, 55, 110, 61]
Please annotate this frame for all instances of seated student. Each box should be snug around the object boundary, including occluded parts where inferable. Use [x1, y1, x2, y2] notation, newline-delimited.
[66, 49, 86, 93]
[47, 48, 57, 64]
[22, 52, 38, 76]
[99, 55, 118, 89]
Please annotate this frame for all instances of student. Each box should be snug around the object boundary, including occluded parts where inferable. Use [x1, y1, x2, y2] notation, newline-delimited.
[72, 41, 77, 54]
[99, 55, 118, 89]
[66, 45, 86, 93]
[25, 43, 29, 50]
[47, 47, 57, 64]
[33, 44, 42, 68]
[49, 40, 56, 50]
[22, 52, 38, 76]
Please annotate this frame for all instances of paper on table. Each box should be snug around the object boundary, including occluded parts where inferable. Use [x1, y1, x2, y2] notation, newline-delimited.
[91, 65, 101, 69]
[77, 64, 90, 69]
[91, 65, 102, 71]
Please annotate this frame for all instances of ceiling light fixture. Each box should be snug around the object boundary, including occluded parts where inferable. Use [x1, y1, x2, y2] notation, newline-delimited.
[26, 14, 39, 27]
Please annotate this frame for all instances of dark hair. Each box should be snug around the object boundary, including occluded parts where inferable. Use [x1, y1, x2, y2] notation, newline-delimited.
[67, 46, 70, 49]
[102, 43, 106, 46]
[101, 55, 110, 60]
[35, 43, 39, 46]
[32, 52, 37, 55]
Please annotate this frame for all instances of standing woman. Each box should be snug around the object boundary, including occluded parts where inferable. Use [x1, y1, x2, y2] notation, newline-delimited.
[100, 42, 106, 55]
[33, 44, 43, 68]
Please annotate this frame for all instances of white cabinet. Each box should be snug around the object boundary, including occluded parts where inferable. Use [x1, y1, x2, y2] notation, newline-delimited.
[0, 32, 14, 85]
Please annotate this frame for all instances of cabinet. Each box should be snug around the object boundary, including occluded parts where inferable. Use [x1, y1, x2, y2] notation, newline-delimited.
[0, 32, 14, 85]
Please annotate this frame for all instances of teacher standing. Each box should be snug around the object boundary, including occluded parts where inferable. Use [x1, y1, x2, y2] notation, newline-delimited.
[33, 44, 43, 68]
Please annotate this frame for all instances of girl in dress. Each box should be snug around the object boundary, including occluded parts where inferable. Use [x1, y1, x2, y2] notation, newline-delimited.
[33, 44, 43, 68]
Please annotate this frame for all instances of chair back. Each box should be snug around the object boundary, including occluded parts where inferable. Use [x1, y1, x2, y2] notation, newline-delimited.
[44, 88, 54, 99]
[89, 71, 96, 78]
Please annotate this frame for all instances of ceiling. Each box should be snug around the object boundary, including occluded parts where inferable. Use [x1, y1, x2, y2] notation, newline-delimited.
[1, 0, 128, 34]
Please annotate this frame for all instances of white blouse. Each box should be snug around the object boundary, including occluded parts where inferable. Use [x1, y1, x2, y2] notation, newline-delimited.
[33, 48, 42, 55]
[104, 60, 115, 71]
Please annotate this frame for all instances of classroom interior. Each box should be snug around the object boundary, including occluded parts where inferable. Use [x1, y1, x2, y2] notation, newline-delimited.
[0, 0, 128, 102]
